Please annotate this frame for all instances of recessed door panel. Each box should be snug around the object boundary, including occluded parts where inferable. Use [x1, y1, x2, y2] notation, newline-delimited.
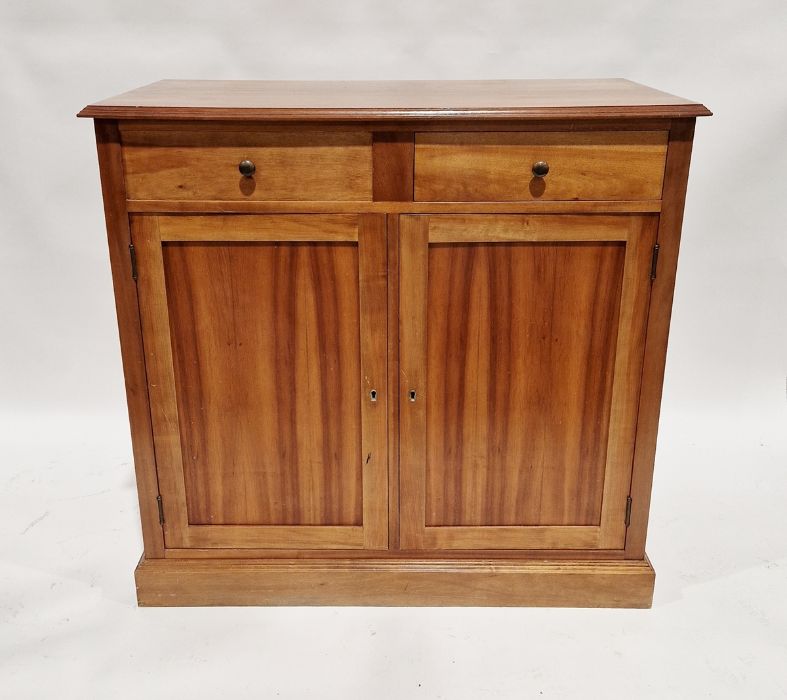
[163, 241, 363, 527]
[425, 241, 625, 527]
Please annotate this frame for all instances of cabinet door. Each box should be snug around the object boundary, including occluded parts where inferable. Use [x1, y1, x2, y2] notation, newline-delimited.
[399, 214, 657, 550]
[132, 214, 387, 550]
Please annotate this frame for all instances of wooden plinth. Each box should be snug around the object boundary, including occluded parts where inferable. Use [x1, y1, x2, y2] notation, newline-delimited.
[135, 556, 655, 608]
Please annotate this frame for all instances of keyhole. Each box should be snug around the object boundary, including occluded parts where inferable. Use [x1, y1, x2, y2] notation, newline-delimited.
[370, 389, 377, 402]
[409, 390, 417, 402]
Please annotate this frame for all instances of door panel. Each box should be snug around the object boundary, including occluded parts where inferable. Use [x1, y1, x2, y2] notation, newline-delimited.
[133, 214, 388, 549]
[163, 241, 363, 526]
[399, 214, 657, 550]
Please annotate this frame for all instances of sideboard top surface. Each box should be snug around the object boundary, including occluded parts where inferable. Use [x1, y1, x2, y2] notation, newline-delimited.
[78, 78, 711, 121]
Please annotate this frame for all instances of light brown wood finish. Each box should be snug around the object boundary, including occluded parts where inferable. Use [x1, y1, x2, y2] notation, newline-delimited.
[79, 79, 711, 121]
[372, 133, 415, 201]
[116, 118, 675, 133]
[425, 241, 625, 527]
[400, 214, 657, 550]
[133, 215, 190, 542]
[163, 548, 627, 560]
[358, 214, 390, 549]
[84, 80, 709, 607]
[94, 121, 165, 558]
[428, 213, 634, 242]
[126, 199, 663, 214]
[122, 130, 372, 201]
[163, 241, 362, 527]
[132, 213, 388, 549]
[156, 213, 359, 241]
[415, 131, 667, 201]
[398, 216, 429, 550]
[386, 214, 401, 549]
[135, 556, 655, 607]
[626, 119, 696, 558]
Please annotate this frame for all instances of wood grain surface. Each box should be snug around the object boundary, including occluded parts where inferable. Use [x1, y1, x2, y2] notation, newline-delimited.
[126, 199, 663, 215]
[122, 130, 372, 201]
[164, 241, 363, 526]
[79, 79, 711, 121]
[626, 119, 696, 558]
[399, 214, 657, 550]
[83, 82, 708, 607]
[372, 132, 415, 201]
[425, 241, 625, 526]
[415, 131, 667, 201]
[135, 555, 656, 607]
[132, 213, 388, 549]
[94, 121, 165, 557]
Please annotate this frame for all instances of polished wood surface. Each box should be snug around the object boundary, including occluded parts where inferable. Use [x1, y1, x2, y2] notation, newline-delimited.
[398, 216, 429, 550]
[79, 79, 711, 121]
[163, 547, 627, 560]
[84, 79, 708, 606]
[164, 241, 362, 526]
[132, 213, 388, 549]
[626, 119, 696, 558]
[126, 199, 663, 214]
[425, 241, 624, 527]
[156, 213, 359, 241]
[118, 117, 675, 133]
[94, 122, 165, 558]
[135, 556, 655, 607]
[357, 214, 390, 549]
[415, 131, 667, 201]
[122, 130, 372, 201]
[386, 214, 401, 548]
[399, 214, 657, 550]
[372, 133, 414, 201]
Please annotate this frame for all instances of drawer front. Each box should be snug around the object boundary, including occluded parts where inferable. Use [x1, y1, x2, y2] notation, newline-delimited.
[121, 129, 373, 201]
[414, 131, 668, 201]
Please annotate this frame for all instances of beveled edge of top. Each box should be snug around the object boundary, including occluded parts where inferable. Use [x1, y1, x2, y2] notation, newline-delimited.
[78, 78, 712, 121]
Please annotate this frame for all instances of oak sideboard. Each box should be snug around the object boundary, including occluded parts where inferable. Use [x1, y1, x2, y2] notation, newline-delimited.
[79, 79, 710, 607]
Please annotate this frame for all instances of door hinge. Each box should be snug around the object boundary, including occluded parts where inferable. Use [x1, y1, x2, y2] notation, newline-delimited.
[650, 243, 660, 281]
[624, 495, 633, 527]
[156, 494, 165, 524]
[129, 243, 138, 281]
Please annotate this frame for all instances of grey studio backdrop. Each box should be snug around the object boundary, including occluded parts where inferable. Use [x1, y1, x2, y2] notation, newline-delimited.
[1, 1, 785, 698]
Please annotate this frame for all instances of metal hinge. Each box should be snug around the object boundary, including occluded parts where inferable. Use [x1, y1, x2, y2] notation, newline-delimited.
[156, 494, 165, 524]
[650, 243, 660, 281]
[624, 496, 632, 527]
[129, 243, 138, 281]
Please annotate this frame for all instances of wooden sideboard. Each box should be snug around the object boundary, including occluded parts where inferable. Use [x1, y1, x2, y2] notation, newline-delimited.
[79, 79, 710, 607]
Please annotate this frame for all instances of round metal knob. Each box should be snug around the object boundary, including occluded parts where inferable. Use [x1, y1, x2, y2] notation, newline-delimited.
[531, 161, 550, 177]
[238, 159, 256, 177]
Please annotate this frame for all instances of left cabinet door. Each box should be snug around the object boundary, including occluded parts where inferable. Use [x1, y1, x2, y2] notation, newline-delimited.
[131, 213, 388, 550]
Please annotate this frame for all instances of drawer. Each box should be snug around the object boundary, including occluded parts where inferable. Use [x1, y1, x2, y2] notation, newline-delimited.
[414, 131, 668, 201]
[120, 128, 373, 201]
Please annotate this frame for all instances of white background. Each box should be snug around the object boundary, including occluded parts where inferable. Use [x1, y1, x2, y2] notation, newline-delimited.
[1, 1, 786, 697]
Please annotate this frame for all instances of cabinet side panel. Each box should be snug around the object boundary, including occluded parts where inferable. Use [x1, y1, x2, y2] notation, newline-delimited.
[625, 118, 696, 558]
[94, 120, 165, 557]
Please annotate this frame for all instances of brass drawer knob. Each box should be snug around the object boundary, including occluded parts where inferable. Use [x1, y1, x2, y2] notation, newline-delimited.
[238, 159, 256, 177]
[531, 160, 549, 177]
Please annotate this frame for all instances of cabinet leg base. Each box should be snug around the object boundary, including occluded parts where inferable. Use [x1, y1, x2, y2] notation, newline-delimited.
[134, 555, 655, 608]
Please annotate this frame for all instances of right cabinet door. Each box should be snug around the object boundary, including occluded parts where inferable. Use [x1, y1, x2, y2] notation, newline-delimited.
[399, 214, 658, 550]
